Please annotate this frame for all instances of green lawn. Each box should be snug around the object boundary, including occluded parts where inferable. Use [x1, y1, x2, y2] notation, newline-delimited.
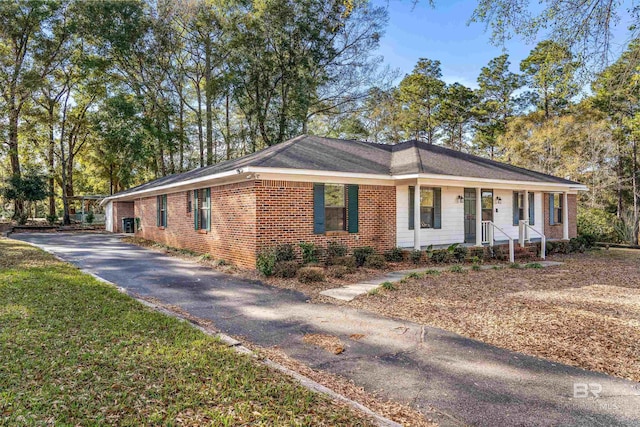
[0, 239, 370, 426]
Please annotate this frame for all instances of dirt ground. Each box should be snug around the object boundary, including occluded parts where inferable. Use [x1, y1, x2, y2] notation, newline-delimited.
[342, 248, 640, 383]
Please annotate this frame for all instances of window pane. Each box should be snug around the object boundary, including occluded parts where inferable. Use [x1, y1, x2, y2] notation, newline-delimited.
[325, 207, 345, 231]
[420, 188, 433, 207]
[325, 184, 345, 208]
[482, 190, 493, 210]
[420, 206, 433, 228]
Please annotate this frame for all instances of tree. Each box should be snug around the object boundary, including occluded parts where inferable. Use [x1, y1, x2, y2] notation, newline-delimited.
[1, 170, 48, 222]
[438, 83, 476, 150]
[396, 58, 446, 143]
[520, 40, 580, 118]
[473, 54, 524, 158]
[0, 0, 66, 218]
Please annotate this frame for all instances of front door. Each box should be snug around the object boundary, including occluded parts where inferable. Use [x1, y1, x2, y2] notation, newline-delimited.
[464, 188, 476, 243]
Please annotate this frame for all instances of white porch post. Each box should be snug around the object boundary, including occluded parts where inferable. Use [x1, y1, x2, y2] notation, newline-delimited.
[523, 190, 529, 243]
[475, 187, 482, 246]
[414, 180, 421, 250]
[562, 191, 569, 240]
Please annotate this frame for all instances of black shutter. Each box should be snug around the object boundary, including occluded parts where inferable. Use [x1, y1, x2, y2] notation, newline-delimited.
[408, 186, 415, 230]
[347, 185, 359, 233]
[313, 184, 325, 234]
[194, 190, 199, 230]
[156, 196, 161, 226]
[433, 188, 441, 229]
[529, 192, 535, 225]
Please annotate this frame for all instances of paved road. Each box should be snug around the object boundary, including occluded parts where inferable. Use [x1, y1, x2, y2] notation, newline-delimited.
[14, 233, 640, 427]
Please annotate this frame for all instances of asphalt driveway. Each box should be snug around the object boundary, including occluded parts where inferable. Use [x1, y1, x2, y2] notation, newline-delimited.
[14, 232, 640, 427]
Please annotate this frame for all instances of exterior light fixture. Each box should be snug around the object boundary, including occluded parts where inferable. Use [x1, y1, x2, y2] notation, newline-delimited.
[457, 195, 464, 203]
[495, 196, 502, 204]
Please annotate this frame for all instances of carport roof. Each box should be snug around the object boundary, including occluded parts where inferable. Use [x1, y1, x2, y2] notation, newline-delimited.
[105, 135, 583, 202]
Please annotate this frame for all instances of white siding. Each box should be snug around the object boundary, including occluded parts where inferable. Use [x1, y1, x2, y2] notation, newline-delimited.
[396, 186, 545, 247]
[105, 201, 113, 232]
[396, 186, 465, 247]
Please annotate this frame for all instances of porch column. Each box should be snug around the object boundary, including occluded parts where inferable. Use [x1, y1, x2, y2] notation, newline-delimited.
[523, 190, 529, 243]
[414, 180, 421, 250]
[562, 191, 569, 240]
[475, 187, 482, 246]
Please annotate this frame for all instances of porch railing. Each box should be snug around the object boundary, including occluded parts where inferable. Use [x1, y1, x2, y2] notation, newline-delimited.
[482, 220, 514, 263]
[519, 220, 546, 260]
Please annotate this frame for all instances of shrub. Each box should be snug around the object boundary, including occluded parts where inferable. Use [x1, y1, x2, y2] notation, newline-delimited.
[353, 246, 375, 267]
[470, 256, 481, 265]
[297, 267, 325, 283]
[384, 247, 404, 262]
[299, 242, 320, 264]
[406, 272, 424, 280]
[524, 262, 543, 269]
[568, 237, 586, 253]
[332, 255, 356, 273]
[328, 265, 350, 278]
[275, 244, 296, 262]
[86, 211, 95, 224]
[425, 269, 441, 275]
[257, 249, 277, 276]
[449, 265, 465, 273]
[509, 262, 521, 269]
[410, 249, 422, 264]
[381, 281, 396, 291]
[471, 264, 481, 271]
[46, 214, 57, 225]
[577, 208, 619, 243]
[364, 254, 386, 269]
[273, 260, 301, 278]
[452, 245, 468, 263]
[430, 249, 450, 264]
[16, 213, 28, 225]
[326, 241, 348, 260]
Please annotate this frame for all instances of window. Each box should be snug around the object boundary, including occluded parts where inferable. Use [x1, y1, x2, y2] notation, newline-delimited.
[156, 195, 167, 228]
[409, 186, 441, 230]
[186, 191, 192, 213]
[325, 184, 346, 232]
[481, 190, 493, 221]
[420, 187, 435, 228]
[552, 193, 563, 224]
[513, 192, 535, 225]
[194, 188, 210, 231]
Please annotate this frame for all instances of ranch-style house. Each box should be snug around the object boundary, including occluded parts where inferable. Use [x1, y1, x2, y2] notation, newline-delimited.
[102, 135, 587, 268]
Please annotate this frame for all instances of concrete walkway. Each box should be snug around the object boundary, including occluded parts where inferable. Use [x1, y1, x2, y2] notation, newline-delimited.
[321, 261, 564, 301]
[13, 233, 640, 427]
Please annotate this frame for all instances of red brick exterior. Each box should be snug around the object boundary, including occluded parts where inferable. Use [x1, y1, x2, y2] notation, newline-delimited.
[134, 181, 256, 267]
[543, 193, 577, 240]
[112, 201, 134, 233]
[130, 179, 396, 268]
[255, 180, 396, 256]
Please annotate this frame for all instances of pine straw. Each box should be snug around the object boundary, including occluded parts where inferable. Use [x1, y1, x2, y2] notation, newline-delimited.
[303, 333, 345, 355]
[347, 249, 640, 383]
[252, 345, 439, 427]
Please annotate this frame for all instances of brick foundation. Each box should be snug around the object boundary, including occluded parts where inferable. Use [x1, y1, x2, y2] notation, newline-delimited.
[543, 193, 577, 239]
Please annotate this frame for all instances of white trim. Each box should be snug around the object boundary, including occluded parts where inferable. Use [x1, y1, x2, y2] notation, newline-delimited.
[102, 165, 588, 205]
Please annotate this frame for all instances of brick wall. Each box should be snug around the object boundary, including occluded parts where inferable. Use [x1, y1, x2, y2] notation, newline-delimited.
[255, 180, 396, 257]
[113, 201, 134, 233]
[543, 193, 577, 239]
[134, 181, 256, 268]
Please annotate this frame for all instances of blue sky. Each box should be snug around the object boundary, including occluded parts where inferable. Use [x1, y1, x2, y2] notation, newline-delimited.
[374, 0, 634, 88]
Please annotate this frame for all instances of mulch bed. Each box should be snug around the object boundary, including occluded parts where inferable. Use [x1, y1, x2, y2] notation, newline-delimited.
[344, 249, 640, 383]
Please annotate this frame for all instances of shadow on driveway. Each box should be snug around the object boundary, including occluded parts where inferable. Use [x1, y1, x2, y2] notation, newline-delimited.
[14, 232, 640, 427]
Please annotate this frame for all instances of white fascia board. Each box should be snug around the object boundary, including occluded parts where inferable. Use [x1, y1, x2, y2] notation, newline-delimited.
[99, 169, 242, 206]
[392, 173, 588, 192]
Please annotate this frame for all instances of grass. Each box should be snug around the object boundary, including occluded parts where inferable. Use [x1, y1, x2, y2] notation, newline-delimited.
[0, 239, 371, 426]
[349, 249, 640, 383]
[380, 281, 396, 291]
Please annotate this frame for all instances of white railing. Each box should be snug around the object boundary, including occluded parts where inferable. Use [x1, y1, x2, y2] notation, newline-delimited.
[519, 220, 546, 260]
[482, 220, 514, 263]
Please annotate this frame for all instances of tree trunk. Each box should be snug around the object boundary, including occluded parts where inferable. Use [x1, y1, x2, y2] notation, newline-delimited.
[633, 138, 639, 245]
[196, 85, 204, 168]
[48, 104, 56, 217]
[225, 91, 231, 160]
[204, 38, 213, 165]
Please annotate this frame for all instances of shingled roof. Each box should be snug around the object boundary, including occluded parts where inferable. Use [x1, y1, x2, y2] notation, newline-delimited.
[107, 135, 582, 200]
